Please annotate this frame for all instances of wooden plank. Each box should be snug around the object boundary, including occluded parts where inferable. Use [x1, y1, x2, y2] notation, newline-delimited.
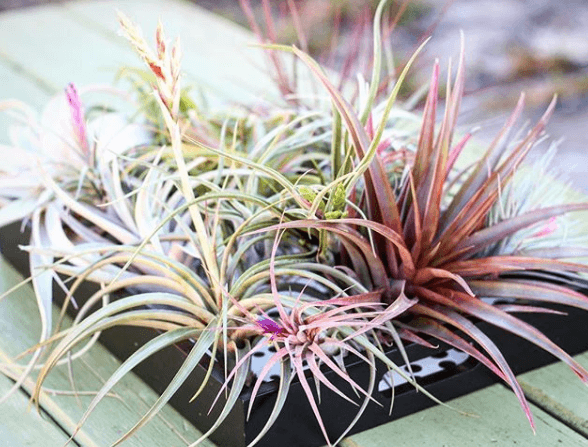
[340, 384, 588, 447]
[0, 373, 73, 446]
[0, 56, 53, 105]
[0, 0, 283, 108]
[0, 4, 136, 91]
[0, 256, 215, 447]
[62, 0, 283, 106]
[518, 352, 588, 437]
[0, 2, 136, 147]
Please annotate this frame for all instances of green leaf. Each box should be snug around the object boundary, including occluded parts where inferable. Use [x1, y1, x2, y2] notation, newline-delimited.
[67, 327, 202, 442]
[113, 319, 219, 445]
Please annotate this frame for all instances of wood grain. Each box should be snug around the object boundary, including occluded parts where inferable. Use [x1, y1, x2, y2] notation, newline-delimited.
[0, 256, 215, 446]
[340, 383, 588, 447]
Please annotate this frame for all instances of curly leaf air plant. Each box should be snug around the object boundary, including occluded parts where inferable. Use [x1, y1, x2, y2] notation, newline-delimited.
[1, 0, 588, 446]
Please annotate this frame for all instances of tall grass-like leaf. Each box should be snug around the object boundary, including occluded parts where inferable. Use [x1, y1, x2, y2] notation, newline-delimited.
[0, 194, 50, 228]
[66, 327, 202, 442]
[0, 209, 53, 407]
[245, 356, 293, 447]
[36, 162, 137, 244]
[190, 343, 252, 447]
[112, 319, 219, 445]
[411, 301, 535, 429]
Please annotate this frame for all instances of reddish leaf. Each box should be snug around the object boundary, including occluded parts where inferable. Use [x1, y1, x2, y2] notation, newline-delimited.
[410, 302, 535, 430]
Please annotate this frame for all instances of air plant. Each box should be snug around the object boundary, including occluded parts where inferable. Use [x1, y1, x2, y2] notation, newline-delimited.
[0, 84, 149, 226]
[248, 2, 588, 432]
[0, 9, 435, 447]
[0, 79, 152, 404]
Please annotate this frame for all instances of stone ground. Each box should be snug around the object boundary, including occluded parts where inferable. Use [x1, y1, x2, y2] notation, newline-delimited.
[409, 0, 588, 193]
[2, 0, 587, 191]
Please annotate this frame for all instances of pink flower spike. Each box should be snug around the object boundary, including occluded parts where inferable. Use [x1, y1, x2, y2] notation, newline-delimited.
[65, 83, 89, 158]
[531, 216, 558, 238]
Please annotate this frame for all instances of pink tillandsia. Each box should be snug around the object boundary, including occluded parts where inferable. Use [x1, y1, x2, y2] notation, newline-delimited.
[195, 222, 422, 447]
[64, 83, 91, 166]
[202, 288, 402, 447]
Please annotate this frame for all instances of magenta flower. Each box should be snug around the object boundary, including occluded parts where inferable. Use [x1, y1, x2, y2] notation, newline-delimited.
[257, 317, 285, 340]
[65, 83, 90, 160]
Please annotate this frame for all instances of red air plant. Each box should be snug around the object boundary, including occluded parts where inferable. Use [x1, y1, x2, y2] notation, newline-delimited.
[255, 34, 588, 431]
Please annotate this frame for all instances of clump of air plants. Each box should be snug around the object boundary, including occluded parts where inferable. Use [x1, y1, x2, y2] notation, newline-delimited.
[0, 77, 153, 400]
[0, 7, 435, 447]
[2, 0, 588, 446]
[250, 2, 588, 434]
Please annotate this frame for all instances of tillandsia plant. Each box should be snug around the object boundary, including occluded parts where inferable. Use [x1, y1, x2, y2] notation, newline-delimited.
[245, 0, 588, 433]
[2, 1, 588, 447]
[0, 79, 153, 400]
[0, 6, 441, 447]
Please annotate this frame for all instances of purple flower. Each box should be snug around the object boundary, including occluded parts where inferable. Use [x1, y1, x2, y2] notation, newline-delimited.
[257, 318, 285, 340]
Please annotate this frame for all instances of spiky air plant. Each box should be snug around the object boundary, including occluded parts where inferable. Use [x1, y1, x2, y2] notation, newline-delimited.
[0, 83, 150, 228]
[3, 1, 588, 446]
[191, 228, 429, 447]
[0, 80, 152, 404]
[249, 3, 588, 431]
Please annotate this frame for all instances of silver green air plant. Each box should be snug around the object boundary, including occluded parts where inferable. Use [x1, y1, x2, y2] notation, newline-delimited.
[1, 1, 588, 446]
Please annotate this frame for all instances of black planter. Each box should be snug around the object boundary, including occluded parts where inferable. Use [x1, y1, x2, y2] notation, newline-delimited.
[2, 220, 588, 447]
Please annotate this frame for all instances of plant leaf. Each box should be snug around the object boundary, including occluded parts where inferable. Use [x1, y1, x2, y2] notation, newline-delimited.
[246, 356, 293, 447]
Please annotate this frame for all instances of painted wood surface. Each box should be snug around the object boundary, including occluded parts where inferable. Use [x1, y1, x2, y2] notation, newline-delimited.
[0, 256, 214, 447]
[340, 382, 588, 447]
[63, 0, 282, 106]
[0, 373, 71, 446]
[0, 0, 281, 110]
[518, 352, 588, 438]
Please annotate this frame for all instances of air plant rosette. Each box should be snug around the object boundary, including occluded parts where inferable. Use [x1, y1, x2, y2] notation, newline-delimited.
[2, 1, 588, 446]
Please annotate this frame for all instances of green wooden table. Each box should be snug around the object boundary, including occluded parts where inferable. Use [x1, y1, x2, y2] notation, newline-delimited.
[1, 1, 588, 446]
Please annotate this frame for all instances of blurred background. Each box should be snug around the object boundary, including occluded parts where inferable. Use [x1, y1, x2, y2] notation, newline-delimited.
[2, 0, 587, 190]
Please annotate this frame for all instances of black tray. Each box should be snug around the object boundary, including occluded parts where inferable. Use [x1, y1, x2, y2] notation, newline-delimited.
[2, 220, 588, 447]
